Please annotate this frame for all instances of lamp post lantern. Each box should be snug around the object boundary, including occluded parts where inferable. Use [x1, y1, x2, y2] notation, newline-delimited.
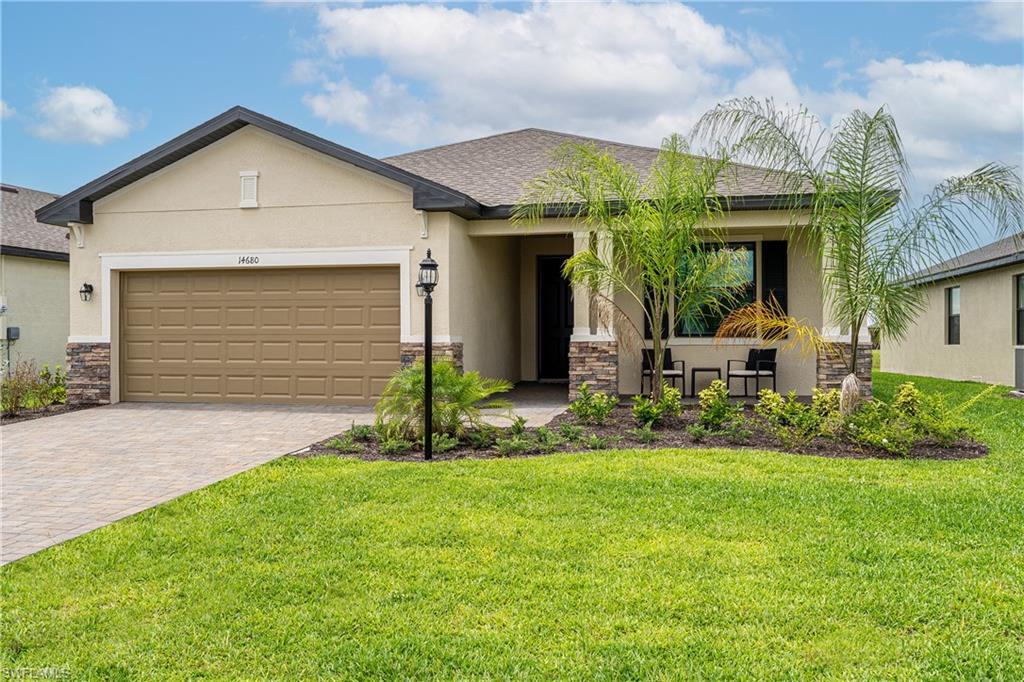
[417, 249, 439, 460]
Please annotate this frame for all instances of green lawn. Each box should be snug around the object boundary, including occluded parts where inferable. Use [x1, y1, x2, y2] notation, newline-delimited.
[2, 373, 1023, 679]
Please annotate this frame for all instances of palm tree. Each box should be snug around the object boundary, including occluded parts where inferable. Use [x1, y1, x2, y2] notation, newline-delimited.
[512, 134, 750, 400]
[692, 98, 1024, 394]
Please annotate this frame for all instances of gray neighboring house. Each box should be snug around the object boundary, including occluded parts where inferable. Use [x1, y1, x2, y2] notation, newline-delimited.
[0, 184, 70, 372]
[882, 233, 1024, 389]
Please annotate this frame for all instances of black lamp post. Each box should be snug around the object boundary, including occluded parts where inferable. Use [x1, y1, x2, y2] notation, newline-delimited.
[417, 249, 439, 460]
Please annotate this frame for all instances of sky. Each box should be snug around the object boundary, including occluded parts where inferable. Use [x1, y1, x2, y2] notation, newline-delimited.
[1, 1, 1022, 241]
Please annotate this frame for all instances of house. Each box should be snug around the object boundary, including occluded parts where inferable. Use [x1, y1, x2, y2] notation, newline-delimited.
[36, 106, 862, 406]
[1, 184, 69, 372]
[882, 233, 1024, 390]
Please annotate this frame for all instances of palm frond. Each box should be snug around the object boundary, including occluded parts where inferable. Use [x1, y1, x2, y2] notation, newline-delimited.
[714, 296, 834, 357]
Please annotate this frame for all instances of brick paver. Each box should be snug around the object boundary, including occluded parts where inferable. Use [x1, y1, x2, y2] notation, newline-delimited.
[1, 403, 373, 564]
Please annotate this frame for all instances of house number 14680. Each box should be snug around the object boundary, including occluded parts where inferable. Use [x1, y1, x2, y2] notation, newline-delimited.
[237, 255, 260, 265]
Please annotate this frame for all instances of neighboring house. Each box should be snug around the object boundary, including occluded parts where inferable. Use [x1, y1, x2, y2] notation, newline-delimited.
[37, 106, 859, 406]
[882, 233, 1024, 389]
[1, 184, 70, 372]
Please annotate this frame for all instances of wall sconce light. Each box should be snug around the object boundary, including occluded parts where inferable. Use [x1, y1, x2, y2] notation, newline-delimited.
[79, 283, 94, 302]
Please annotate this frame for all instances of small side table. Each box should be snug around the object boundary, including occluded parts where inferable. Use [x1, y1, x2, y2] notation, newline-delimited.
[690, 367, 722, 398]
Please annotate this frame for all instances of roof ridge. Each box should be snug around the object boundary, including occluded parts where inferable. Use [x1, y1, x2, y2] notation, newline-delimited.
[384, 128, 546, 160]
[0, 183, 59, 198]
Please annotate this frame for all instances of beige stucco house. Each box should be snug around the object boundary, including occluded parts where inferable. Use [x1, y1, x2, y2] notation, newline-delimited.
[882, 234, 1024, 389]
[37, 106, 860, 406]
[1, 184, 69, 372]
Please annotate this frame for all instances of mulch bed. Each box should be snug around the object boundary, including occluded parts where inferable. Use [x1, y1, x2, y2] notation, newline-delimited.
[295, 405, 987, 463]
[1, 403, 98, 425]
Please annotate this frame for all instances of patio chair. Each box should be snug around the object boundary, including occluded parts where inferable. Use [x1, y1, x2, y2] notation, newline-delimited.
[641, 348, 685, 395]
[727, 348, 777, 397]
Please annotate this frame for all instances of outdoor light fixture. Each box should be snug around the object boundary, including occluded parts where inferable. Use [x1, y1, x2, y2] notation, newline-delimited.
[418, 249, 439, 460]
[79, 283, 94, 302]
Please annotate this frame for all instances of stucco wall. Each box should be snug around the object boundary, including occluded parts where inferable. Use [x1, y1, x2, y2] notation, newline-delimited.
[0, 254, 69, 370]
[882, 263, 1023, 385]
[616, 228, 824, 396]
[519, 235, 574, 380]
[448, 219, 521, 381]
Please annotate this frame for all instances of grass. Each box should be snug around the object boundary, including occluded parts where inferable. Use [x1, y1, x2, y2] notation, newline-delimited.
[2, 372, 1023, 679]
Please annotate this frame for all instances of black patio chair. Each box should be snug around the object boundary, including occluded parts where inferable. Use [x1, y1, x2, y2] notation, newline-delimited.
[641, 348, 685, 395]
[727, 348, 777, 397]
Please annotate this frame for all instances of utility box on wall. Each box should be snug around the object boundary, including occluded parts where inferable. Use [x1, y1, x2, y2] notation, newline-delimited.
[1016, 348, 1024, 391]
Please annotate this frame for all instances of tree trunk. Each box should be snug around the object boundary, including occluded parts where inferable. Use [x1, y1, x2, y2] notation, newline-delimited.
[839, 318, 864, 416]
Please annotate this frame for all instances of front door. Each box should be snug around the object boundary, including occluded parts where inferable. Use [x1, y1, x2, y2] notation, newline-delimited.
[537, 256, 573, 381]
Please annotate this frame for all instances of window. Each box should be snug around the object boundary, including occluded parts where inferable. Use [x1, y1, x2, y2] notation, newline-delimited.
[644, 242, 764, 340]
[946, 286, 960, 345]
[1016, 275, 1023, 346]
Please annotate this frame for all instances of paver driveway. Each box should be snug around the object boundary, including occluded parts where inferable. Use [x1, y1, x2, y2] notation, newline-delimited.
[1, 402, 373, 564]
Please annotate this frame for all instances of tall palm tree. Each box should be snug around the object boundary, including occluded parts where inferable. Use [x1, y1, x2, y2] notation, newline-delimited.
[692, 98, 1024, 392]
[512, 134, 750, 400]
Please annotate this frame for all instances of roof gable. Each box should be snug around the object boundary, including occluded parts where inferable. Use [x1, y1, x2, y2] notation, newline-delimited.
[36, 106, 481, 226]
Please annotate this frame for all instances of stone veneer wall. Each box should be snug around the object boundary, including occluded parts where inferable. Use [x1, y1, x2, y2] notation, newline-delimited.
[399, 342, 464, 371]
[568, 339, 618, 400]
[817, 343, 873, 395]
[66, 342, 111, 405]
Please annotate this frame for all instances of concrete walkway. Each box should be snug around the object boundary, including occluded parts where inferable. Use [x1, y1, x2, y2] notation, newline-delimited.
[1, 403, 372, 565]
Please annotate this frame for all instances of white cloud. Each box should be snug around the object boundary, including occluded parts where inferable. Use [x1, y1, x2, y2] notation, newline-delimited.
[973, 2, 1024, 42]
[0, 100, 14, 119]
[31, 85, 141, 145]
[291, 2, 1022, 202]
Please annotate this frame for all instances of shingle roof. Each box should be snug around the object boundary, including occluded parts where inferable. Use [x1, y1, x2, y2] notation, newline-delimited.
[910, 232, 1024, 285]
[385, 127, 807, 208]
[1, 184, 68, 256]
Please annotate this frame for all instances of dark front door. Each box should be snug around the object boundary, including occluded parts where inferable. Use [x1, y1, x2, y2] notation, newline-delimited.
[537, 256, 573, 381]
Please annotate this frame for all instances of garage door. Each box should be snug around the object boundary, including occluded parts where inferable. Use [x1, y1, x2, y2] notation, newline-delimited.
[120, 267, 400, 404]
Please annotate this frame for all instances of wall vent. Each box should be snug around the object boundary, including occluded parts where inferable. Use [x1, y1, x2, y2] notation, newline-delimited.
[239, 171, 259, 208]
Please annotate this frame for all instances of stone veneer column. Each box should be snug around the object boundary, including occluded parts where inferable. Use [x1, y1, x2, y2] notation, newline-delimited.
[399, 342, 464, 371]
[66, 342, 111, 405]
[817, 343, 873, 396]
[568, 339, 618, 400]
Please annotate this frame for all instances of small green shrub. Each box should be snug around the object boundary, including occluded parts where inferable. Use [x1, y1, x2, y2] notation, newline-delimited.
[432, 432, 459, 454]
[557, 423, 584, 442]
[508, 414, 528, 436]
[697, 380, 740, 430]
[534, 427, 564, 452]
[379, 438, 415, 455]
[686, 423, 709, 443]
[348, 423, 376, 441]
[467, 426, 499, 449]
[892, 382, 924, 417]
[2, 360, 40, 416]
[755, 389, 822, 449]
[584, 433, 612, 450]
[658, 384, 683, 418]
[721, 418, 752, 445]
[844, 401, 915, 456]
[325, 436, 361, 454]
[375, 359, 512, 440]
[33, 365, 67, 407]
[631, 395, 661, 427]
[495, 435, 533, 457]
[811, 388, 843, 435]
[627, 425, 658, 444]
[568, 383, 619, 425]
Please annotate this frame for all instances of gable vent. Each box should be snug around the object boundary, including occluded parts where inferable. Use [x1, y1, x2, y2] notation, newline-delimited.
[239, 171, 259, 208]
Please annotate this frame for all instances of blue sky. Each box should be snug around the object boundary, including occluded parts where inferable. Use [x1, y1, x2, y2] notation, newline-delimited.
[2, 1, 1021, 240]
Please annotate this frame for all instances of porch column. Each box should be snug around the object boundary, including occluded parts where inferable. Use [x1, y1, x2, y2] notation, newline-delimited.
[568, 231, 618, 399]
[817, 300, 872, 396]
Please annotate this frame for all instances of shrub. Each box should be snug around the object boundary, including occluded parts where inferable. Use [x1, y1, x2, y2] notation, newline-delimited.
[432, 433, 459, 454]
[697, 380, 740, 430]
[844, 401, 915, 456]
[811, 388, 843, 435]
[568, 383, 618, 425]
[721, 418, 752, 445]
[33, 365, 67, 407]
[2, 360, 40, 416]
[658, 384, 683, 418]
[627, 425, 658, 444]
[325, 436, 361, 454]
[467, 426, 499, 449]
[892, 382, 924, 417]
[495, 435, 532, 457]
[686, 423, 709, 443]
[557, 423, 584, 442]
[584, 433, 612, 450]
[534, 427, 564, 452]
[755, 389, 822, 449]
[379, 438, 415, 455]
[375, 360, 512, 440]
[348, 423, 376, 442]
[631, 395, 661, 427]
[508, 414, 527, 436]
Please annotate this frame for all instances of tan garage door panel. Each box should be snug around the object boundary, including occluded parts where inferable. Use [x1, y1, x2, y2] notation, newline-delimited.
[120, 267, 400, 404]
